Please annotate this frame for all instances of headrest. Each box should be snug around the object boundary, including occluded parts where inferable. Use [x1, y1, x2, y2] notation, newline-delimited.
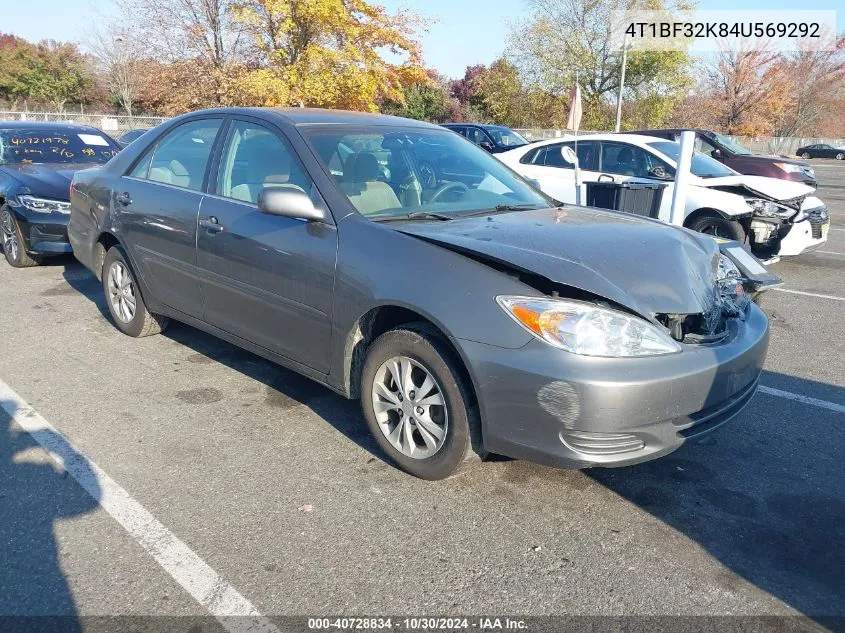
[352, 153, 380, 182]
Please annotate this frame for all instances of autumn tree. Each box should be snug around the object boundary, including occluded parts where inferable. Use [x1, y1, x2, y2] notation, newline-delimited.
[472, 58, 569, 128]
[507, 0, 693, 129]
[769, 35, 845, 137]
[704, 43, 787, 135]
[1, 39, 94, 111]
[230, 0, 428, 110]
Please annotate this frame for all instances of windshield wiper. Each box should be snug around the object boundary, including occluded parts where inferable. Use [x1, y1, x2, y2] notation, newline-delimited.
[374, 211, 455, 222]
[461, 203, 545, 217]
[494, 203, 545, 211]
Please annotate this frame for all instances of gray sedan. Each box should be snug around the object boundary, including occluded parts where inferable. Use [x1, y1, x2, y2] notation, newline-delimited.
[68, 108, 770, 480]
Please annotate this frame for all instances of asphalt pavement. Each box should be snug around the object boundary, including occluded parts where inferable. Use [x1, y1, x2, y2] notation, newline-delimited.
[0, 160, 843, 633]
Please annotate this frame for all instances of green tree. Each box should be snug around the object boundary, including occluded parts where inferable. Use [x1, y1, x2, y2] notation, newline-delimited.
[15, 41, 93, 111]
[508, 0, 693, 129]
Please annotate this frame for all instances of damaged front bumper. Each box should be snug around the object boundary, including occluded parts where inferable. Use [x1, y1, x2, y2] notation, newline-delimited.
[458, 302, 769, 469]
[749, 205, 829, 257]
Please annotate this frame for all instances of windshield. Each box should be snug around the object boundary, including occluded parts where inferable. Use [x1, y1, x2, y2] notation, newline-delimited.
[0, 128, 121, 165]
[648, 141, 737, 179]
[304, 126, 549, 219]
[711, 132, 752, 155]
[485, 127, 528, 147]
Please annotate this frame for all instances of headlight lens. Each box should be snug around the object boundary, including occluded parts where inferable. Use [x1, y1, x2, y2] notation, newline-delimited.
[716, 253, 742, 280]
[745, 198, 794, 219]
[16, 195, 71, 214]
[774, 162, 802, 174]
[496, 296, 682, 357]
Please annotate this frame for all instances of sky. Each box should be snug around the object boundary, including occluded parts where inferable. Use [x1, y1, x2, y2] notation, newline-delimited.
[1, 0, 841, 78]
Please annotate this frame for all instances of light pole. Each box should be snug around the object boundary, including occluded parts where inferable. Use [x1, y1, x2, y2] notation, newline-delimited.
[614, 37, 630, 133]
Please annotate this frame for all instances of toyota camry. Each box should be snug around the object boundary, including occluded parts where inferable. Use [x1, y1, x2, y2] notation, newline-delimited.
[68, 108, 770, 480]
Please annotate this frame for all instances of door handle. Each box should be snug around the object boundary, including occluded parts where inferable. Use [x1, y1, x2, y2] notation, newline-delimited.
[200, 216, 224, 233]
[597, 174, 615, 183]
[116, 192, 132, 206]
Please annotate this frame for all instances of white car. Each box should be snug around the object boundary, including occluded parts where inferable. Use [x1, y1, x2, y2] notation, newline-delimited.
[498, 134, 830, 257]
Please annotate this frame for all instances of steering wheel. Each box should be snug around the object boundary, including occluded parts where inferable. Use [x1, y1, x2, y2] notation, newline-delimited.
[417, 161, 437, 189]
[429, 181, 469, 204]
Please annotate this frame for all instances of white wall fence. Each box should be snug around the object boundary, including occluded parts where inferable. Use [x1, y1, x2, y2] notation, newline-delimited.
[514, 128, 845, 157]
[0, 111, 169, 135]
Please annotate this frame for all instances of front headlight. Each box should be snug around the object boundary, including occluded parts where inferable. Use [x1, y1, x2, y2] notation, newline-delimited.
[716, 253, 741, 281]
[774, 162, 803, 174]
[745, 198, 795, 219]
[496, 296, 682, 357]
[16, 195, 71, 214]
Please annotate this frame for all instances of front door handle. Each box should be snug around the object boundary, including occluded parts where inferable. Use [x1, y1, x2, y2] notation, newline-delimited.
[597, 174, 615, 183]
[200, 216, 224, 233]
[116, 192, 132, 206]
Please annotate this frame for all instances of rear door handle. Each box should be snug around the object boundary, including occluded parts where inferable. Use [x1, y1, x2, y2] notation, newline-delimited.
[116, 192, 132, 206]
[200, 216, 224, 233]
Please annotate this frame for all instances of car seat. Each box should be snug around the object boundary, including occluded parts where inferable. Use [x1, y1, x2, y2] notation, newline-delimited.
[340, 152, 401, 215]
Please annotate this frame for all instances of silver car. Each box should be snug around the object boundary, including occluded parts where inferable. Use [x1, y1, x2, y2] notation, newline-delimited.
[68, 108, 770, 479]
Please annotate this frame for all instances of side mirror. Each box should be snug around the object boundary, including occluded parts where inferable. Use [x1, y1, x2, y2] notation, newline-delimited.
[648, 166, 673, 180]
[711, 148, 722, 159]
[560, 146, 578, 166]
[478, 140, 495, 152]
[258, 187, 326, 222]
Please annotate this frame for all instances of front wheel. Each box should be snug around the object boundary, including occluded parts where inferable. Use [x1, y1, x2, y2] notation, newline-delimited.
[2, 206, 41, 268]
[687, 212, 746, 242]
[801, 152, 811, 159]
[360, 328, 480, 480]
[102, 245, 168, 337]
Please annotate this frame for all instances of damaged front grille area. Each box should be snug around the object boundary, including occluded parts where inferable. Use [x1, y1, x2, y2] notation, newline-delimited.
[656, 280, 751, 345]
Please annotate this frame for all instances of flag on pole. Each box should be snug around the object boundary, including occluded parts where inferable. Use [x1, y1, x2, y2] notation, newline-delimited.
[567, 83, 582, 132]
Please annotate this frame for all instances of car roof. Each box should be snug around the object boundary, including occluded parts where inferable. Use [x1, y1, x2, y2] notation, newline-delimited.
[173, 107, 439, 129]
[525, 133, 669, 149]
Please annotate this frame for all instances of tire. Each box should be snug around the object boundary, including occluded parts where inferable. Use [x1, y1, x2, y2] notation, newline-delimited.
[836, 153, 844, 161]
[801, 152, 811, 159]
[360, 327, 481, 480]
[102, 245, 168, 337]
[2, 205, 41, 268]
[687, 212, 746, 242]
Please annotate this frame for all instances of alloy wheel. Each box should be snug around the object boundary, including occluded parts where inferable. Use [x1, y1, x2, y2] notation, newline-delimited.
[107, 261, 137, 323]
[837, 153, 844, 160]
[2, 210, 19, 262]
[371, 356, 448, 459]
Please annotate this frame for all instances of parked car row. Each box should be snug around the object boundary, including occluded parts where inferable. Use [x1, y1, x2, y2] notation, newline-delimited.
[0, 109, 783, 481]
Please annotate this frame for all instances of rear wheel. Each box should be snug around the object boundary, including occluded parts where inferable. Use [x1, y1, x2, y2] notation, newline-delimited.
[687, 212, 746, 243]
[2, 206, 41, 268]
[836, 153, 844, 161]
[360, 327, 481, 480]
[102, 245, 168, 337]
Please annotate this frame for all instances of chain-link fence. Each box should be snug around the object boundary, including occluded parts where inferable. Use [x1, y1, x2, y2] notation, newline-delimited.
[0, 111, 169, 136]
[514, 128, 845, 157]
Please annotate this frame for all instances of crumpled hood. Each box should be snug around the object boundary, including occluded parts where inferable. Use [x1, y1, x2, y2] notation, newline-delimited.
[396, 206, 720, 319]
[696, 174, 814, 207]
[0, 163, 98, 201]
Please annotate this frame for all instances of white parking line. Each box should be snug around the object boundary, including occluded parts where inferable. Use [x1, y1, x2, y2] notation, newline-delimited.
[817, 250, 845, 256]
[831, 227, 845, 232]
[0, 379, 280, 633]
[759, 386, 845, 415]
[771, 288, 845, 301]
